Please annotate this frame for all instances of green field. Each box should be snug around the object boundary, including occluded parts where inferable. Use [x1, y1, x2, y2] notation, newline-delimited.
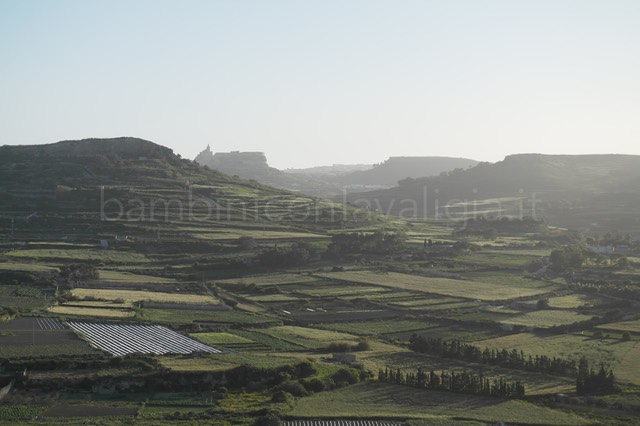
[0, 405, 48, 422]
[288, 382, 588, 425]
[597, 319, 640, 334]
[215, 273, 318, 286]
[190, 332, 255, 345]
[159, 353, 299, 372]
[5, 248, 150, 263]
[368, 350, 574, 396]
[318, 319, 435, 336]
[500, 310, 592, 328]
[315, 270, 552, 301]
[547, 294, 594, 309]
[475, 333, 640, 384]
[297, 285, 390, 298]
[48, 305, 135, 318]
[243, 294, 301, 302]
[387, 297, 463, 307]
[253, 326, 361, 350]
[137, 308, 280, 325]
[0, 262, 56, 272]
[97, 270, 179, 284]
[0, 285, 50, 310]
[72, 288, 220, 305]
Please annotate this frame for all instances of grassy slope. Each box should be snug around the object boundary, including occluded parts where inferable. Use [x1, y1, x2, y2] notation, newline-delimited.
[288, 382, 588, 425]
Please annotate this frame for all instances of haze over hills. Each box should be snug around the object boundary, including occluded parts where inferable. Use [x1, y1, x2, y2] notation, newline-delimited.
[284, 163, 373, 177]
[342, 153, 640, 236]
[193, 145, 342, 198]
[194, 145, 480, 197]
[336, 156, 479, 189]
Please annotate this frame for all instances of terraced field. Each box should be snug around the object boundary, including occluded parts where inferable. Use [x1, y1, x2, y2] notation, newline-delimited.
[159, 353, 299, 371]
[475, 333, 640, 384]
[71, 288, 220, 305]
[318, 319, 435, 336]
[288, 382, 588, 425]
[500, 310, 592, 328]
[315, 271, 552, 301]
[0, 317, 97, 358]
[49, 305, 136, 318]
[253, 326, 362, 350]
[215, 273, 318, 286]
[596, 319, 640, 334]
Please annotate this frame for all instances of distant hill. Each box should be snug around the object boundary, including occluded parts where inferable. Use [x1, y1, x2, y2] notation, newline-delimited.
[342, 154, 640, 236]
[0, 138, 376, 241]
[195, 148, 479, 197]
[194, 146, 345, 198]
[2, 137, 173, 159]
[337, 156, 479, 188]
[285, 164, 373, 177]
[194, 146, 273, 176]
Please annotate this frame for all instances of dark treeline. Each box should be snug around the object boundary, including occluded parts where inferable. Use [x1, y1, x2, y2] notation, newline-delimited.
[328, 231, 406, 254]
[576, 358, 616, 395]
[378, 367, 525, 399]
[569, 279, 640, 301]
[409, 335, 576, 376]
[256, 242, 314, 267]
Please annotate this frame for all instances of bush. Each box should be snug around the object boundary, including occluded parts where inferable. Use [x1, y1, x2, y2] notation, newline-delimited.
[271, 390, 294, 404]
[536, 298, 550, 310]
[274, 381, 308, 397]
[355, 339, 371, 351]
[331, 368, 360, 387]
[622, 332, 631, 341]
[303, 378, 326, 393]
[254, 412, 282, 426]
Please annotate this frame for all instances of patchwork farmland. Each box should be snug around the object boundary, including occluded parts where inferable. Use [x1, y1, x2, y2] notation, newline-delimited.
[67, 322, 221, 356]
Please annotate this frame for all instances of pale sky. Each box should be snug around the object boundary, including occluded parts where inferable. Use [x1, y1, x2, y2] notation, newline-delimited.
[1, 0, 639, 169]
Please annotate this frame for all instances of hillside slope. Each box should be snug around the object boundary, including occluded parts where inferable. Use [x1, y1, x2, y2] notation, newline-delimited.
[194, 145, 342, 198]
[337, 156, 479, 187]
[0, 138, 379, 242]
[342, 154, 640, 235]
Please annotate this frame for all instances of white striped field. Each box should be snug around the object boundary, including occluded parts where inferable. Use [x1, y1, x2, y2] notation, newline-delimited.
[66, 321, 221, 356]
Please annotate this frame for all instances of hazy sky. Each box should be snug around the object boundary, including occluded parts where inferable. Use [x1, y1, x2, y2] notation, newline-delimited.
[1, 0, 639, 169]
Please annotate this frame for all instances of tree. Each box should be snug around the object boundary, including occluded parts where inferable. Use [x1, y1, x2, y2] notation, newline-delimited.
[536, 298, 550, 310]
[59, 264, 99, 286]
[254, 412, 282, 426]
[549, 245, 585, 273]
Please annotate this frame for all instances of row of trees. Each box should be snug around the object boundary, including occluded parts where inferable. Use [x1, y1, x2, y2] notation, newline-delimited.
[409, 335, 618, 395]
[378, 367, 525, 398]
[256, 242, 314, 267]
[58, 263, 99, 285]
[409, 335, 576, 376]
[549, 244, 630, 273]
[576, 358, 616, 395]
[328, 231, 406, 254]
[569, 279, 640, 301]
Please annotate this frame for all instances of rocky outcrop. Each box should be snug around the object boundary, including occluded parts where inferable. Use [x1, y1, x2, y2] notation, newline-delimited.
[194, 145, 271, 176]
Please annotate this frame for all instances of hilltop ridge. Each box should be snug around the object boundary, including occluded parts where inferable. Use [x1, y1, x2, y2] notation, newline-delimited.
[342, 153, 640, 235]
[0, 137, 379, 241]
[1, 137, 173, 159]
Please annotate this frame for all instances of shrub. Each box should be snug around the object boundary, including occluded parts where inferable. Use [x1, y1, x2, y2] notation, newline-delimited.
[254, 412, 282, 426]
[274, 381, 308, 397]
[331, 368, 360, 387]
[303, 378, 326, 393]
[271, 390, 294, 404]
